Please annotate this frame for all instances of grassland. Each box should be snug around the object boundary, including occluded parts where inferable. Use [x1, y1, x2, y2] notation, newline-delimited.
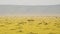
[0, 16, 60, 34]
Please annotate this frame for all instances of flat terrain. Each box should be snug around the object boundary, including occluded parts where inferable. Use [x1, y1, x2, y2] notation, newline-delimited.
[0, 16, 60, 34]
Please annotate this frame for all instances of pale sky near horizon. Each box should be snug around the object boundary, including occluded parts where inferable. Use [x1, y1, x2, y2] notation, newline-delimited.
[0, 0, 60, 5]
[0, 0, 60, 16]
[0, 5, 60, 16]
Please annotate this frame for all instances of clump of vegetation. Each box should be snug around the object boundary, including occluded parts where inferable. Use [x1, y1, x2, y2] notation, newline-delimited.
[10, 28, 16, 30]
[17, 22, 27, 25]
[18, 30, 23, 32]
[54, 23, 60, 28]
[27, 19, 35, 22]
[38, 23, 42, 25]
[28, 32, 38, 34]
[44, 23, 48, 25]
[0, 25, 5, 27]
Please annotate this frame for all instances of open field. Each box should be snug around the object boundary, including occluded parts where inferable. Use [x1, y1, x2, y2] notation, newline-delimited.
[0, 16, 60, 34]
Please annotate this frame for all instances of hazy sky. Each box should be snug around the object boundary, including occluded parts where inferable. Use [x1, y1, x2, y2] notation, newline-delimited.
[0, 5, 60, 16]
[0, 0, 60, 16]
[0, 0, 60, 5]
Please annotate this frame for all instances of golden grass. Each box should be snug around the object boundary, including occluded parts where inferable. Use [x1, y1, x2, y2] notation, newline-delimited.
[0, 16, 60, 34]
